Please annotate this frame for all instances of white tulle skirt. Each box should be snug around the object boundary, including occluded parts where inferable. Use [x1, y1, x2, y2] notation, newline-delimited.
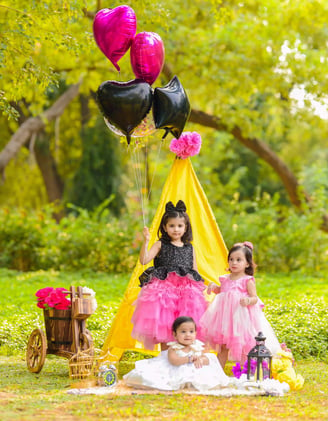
[259, 312, 281, 356]
[123, 350, 230, 392]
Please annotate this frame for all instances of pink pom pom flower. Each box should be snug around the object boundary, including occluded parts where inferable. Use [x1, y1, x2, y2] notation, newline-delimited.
[169, 131, 202, 159]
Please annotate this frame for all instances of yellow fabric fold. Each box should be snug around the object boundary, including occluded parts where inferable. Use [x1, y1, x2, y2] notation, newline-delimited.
[102, 157, 227, 360]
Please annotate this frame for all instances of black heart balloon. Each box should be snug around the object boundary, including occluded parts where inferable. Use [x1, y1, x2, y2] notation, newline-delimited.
[152, 75, 191, 139]
[96, 79, 153, 144]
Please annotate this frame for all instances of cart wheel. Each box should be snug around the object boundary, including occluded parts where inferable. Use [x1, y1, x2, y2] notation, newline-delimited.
[26, 328, 47, 373]
[80, 329, 94, 354]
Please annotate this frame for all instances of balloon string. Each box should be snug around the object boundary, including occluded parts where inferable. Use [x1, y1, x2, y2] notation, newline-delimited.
[130, 138, 163, 227]
[144, 138, 149, 223]
[137, 143, 147, 225]
[147, 138, 163, 203]
[136, 146, 146, 226]
[131, 144, 146, 226]
[134, 145, 145, 226]
[130, 145, 141, 223]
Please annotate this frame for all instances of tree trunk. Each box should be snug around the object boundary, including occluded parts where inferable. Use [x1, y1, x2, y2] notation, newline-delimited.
[33, 132, 65, 222]
[0, 82, 81, 179]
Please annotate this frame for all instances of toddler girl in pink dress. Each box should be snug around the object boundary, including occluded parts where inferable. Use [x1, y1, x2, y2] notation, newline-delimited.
[200, 241, 280, 368]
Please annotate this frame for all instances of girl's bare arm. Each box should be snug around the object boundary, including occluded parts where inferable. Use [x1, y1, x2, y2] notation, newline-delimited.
[139, 227, 161, 265]
[193, 247, 198, 271]
[240, 279, 258, 306]
[207, 282, 221, 294]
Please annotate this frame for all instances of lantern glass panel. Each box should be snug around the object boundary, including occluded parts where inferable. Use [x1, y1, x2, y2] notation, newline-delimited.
[247, 332, 272, 381]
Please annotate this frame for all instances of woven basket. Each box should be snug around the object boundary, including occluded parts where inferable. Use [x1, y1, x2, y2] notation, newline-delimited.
[69, 349, 95, 380]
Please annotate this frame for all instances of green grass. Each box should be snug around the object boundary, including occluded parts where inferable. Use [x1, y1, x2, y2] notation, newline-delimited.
[0, 357, 327, 420]
[0, 268, 327, 419]
[256, 272, 328, 301]
[0, 268, 128, 312]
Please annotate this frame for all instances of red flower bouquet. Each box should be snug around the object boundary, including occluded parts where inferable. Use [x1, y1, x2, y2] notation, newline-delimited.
[36, 287, 71, 310]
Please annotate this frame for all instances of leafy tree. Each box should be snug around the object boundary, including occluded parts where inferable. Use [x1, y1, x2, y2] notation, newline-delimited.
[0, 0, 327, 230]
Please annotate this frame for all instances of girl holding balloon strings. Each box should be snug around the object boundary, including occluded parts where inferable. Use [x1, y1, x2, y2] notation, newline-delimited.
[131, 200, 207, 351]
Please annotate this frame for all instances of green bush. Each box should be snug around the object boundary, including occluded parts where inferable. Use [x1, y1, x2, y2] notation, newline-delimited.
[0, 190, 327, 274]
[216, 192, 328, 273]
[0, 309, 43, 355]
[40, 209, 139, 273]
[0, 206, 141, 273]
[264, 298, 328, 362]
[0, 209, 45, 271]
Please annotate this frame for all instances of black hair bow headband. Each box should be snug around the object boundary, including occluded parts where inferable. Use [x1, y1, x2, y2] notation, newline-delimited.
[165, 200, 187, 213]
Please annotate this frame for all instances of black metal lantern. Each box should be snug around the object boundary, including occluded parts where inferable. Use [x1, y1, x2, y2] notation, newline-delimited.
[247, 331, 272, 381]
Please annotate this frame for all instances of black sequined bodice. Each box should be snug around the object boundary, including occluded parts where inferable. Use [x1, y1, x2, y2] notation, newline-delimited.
[139, 240, 203, 287]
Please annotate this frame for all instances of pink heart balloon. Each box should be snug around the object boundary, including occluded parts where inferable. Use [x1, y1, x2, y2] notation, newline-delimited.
[93, 6, 137, 71]
[130, 32, 165, 85]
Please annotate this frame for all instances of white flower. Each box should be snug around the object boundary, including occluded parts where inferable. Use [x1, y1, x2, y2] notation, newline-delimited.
[82, 287, 96, 297]
[82, 287, 97, 313]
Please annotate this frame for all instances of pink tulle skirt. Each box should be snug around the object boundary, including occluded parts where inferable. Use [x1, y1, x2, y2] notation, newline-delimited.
[131, 272, 207, 350]
[199, 292, 263, 362]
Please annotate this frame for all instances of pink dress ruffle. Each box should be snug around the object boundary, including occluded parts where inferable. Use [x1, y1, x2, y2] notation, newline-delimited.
[131, 272, 207, 350]
[199, 275, 264, 362]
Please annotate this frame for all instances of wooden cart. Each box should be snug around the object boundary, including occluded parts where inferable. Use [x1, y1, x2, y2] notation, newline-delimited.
[26, 286, 94, 374]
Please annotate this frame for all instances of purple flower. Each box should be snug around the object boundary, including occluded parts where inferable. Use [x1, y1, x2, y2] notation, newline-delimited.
[233, 358, 261, 378]
[232, 362, 243, 379]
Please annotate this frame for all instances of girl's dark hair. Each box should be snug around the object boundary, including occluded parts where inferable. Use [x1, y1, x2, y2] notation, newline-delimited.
[172, 316, 196, 333]
[158, 200, 193, 244]
[228, 243, 256, 276]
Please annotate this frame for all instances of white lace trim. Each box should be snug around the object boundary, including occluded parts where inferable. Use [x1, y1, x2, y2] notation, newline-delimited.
[167, 339, 204, 357]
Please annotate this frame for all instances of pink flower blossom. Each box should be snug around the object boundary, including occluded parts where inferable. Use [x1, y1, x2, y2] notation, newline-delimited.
[35, 287, 71, 310]
[36, 300, 46, 309]
[36, 287, 54, 298]
[54, 298, 71, 309]
[169, 131, 202, 159]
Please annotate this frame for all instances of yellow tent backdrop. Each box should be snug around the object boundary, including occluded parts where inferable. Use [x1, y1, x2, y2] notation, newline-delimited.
[102, 157, 228, 360]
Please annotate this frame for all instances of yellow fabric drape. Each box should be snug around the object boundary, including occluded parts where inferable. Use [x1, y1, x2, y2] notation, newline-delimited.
[102, 157, 228, 360]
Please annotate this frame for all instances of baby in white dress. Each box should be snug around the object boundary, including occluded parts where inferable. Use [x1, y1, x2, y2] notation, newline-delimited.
[123, 316, 229, 391]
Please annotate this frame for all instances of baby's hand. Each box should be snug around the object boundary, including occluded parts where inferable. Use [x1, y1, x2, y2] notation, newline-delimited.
[192, 355, 204, 369]
[207, 282, 220, 295]
[142, 226, 150, 241]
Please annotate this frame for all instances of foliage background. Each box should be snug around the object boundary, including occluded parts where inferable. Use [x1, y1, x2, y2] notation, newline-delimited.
[1, 0, 328, 233]
[0, 200, 327, 274]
